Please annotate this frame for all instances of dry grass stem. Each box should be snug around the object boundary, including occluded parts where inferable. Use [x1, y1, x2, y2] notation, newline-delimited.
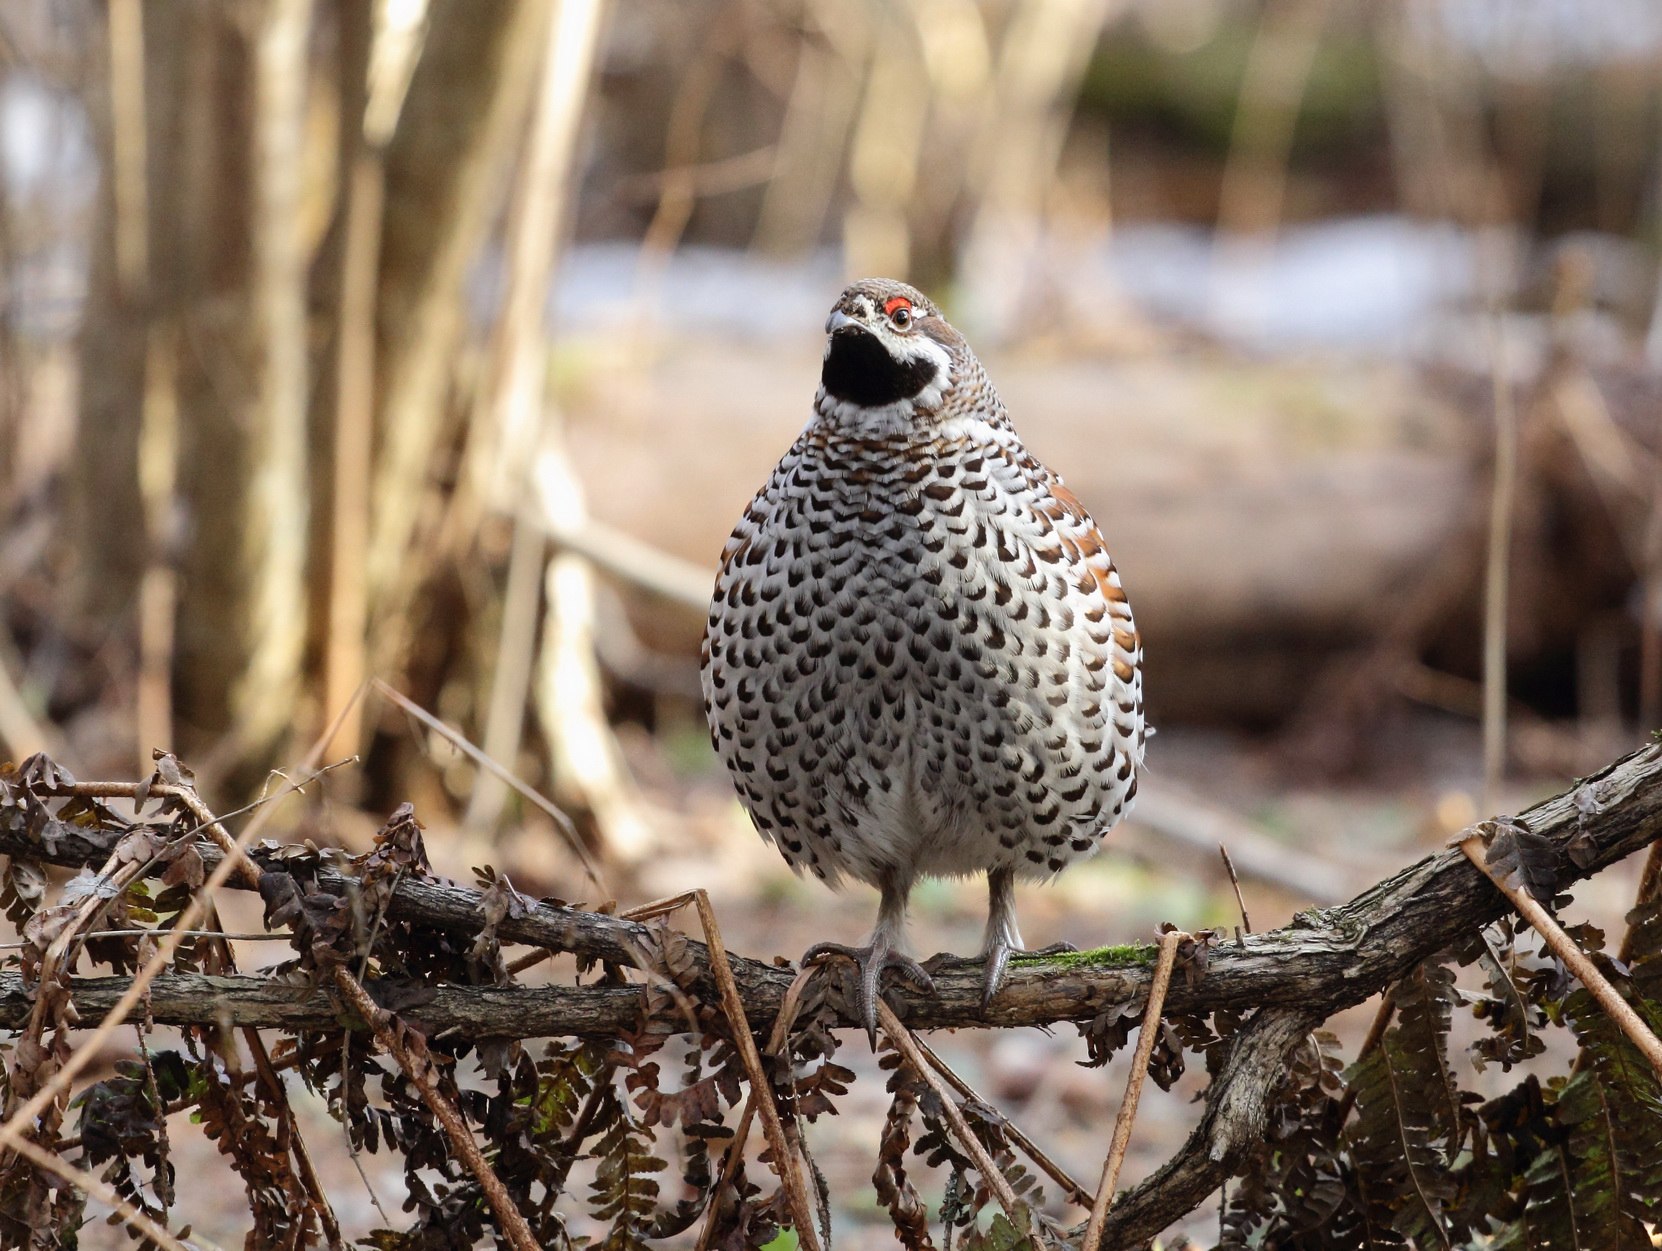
[331, 966, 537, 1250]
[1461, 835, 1662, 1076]
[695, 962, 821, 1251]
[1219, 843, 1253, 938]
[1083, 926, 1187, 1251]
[691, 890, 824, 1251]
[875, 998, 1028, 1230]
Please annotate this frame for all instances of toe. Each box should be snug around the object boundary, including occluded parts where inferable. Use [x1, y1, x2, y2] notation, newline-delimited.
[1026, 940, 1077, 957]
[891, 955, 935, 995]
[801, 942, 938, 1045]
[800, 940, 859, 969]
[981, 943, 1011, 1013]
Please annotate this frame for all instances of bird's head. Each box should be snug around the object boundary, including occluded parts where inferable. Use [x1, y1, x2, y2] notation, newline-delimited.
[817, 278, 965, 423]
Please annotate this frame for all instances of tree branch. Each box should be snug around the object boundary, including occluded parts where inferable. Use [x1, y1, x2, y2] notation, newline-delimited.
[7, 744, 1660, 1041]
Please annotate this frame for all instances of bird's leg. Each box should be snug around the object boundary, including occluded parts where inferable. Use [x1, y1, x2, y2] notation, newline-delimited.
[801, 875, 933, 1046]
[981, 867, 1076, 1011]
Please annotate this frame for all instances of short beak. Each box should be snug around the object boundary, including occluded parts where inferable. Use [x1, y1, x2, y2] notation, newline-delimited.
[825, 309, 865, 337]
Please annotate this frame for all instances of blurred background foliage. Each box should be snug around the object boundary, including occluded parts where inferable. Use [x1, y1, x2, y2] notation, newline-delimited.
[0, 0, 1657, 867]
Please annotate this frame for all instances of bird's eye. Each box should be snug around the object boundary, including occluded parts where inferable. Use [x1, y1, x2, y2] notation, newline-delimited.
[883, 296, 914, 329]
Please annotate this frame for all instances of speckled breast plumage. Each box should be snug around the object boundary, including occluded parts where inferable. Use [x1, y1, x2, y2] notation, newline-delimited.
[700, 335, 1145, 897]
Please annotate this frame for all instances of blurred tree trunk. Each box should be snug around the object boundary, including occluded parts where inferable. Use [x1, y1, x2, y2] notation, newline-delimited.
[68, 4, 149, 630]
[73, 1, 315, 770]
[163, 2, 312, 765]
[364, 0, 551, 639]
[70, 0, 547, 779]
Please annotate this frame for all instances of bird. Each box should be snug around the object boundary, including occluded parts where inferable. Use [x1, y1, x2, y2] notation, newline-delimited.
[700, 278, 1145, 1042]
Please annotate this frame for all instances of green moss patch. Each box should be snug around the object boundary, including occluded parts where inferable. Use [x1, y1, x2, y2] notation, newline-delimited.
[1009, 942, 1157, 971]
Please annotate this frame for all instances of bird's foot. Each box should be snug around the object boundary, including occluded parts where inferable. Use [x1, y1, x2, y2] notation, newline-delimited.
[801, 939, 935, 1047]
[981, 939, 1077, 1012]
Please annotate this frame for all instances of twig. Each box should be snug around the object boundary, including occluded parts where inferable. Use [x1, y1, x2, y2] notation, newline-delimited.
[16, 853, 138, 1047]
[1075, 1005, 1323, 1249]
[614, 145, 776, 201]
[331, 966, 537, 1250]
[1328, 994, 1397, 1131]
[48, 767, 350, 1239]
[696, 963, 821, 1251]
[157, 780, 263, 890]
[0, 929, 298, 949]
[67, 772, 343, 1241]
[914, 1034, 1096, 1209]
[1134, 783, 1349, 901]
[373, 679, 606, 891]
[688, 891, 823, 1251]
[1461, 835, 1662, 1077]
[876, 998, 1028, 1232]
[244, 1008, 341, 1246]
[1083, 927, 1186, 1250]
[538, 506, 710, 614]
[50, 771, 299, 891]
[1219, 844, 1252, 941]
[542, 1056, 618, 1207]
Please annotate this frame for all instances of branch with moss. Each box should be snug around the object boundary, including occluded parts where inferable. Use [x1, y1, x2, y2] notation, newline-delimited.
[6, 745, 1660, 1040]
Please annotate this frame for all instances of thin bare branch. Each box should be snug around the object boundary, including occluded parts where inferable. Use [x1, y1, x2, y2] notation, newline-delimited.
[1219, 844, 1253, 938]
[691, 890, 823, 1251]
[373, 678, 607, 891]
[331, 966, 537, 1251]
[1084, 927, 1185, 1249]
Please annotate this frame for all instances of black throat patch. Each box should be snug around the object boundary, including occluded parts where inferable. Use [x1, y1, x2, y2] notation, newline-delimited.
[821, 327, 939, 408]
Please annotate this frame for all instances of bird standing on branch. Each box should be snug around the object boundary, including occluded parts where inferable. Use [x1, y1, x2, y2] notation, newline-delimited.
[702, 278, 1146, 1041]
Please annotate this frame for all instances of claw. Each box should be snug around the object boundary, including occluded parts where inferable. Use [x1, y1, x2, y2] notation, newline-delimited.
[981, 939, 1077, 1012]
[802, 940, 935, 1047]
